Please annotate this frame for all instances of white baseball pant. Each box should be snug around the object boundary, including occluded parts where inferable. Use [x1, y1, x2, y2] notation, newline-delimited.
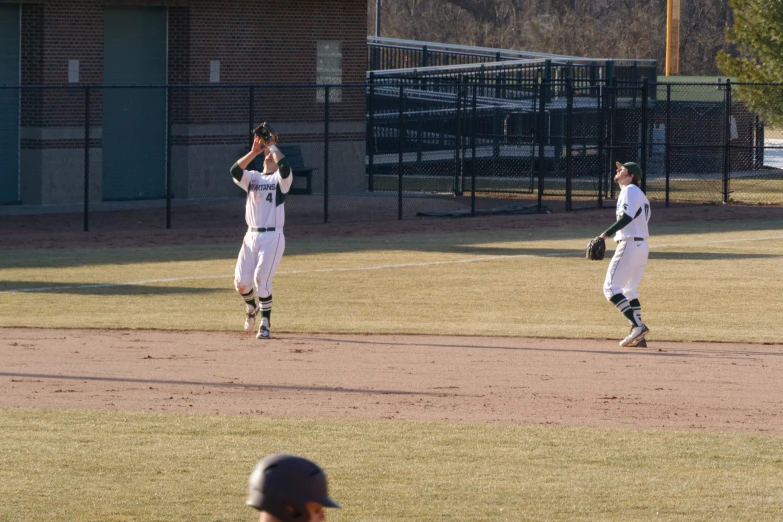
[234, 231, 285, 299]
[603, 238, 649, 301]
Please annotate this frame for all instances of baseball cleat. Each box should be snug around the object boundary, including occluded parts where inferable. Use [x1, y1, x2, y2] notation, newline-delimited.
[244, 304, 260, 332]
[256, 326, 271, 339]
[619, 324, 650, 347]
[624, 325, 648, 348]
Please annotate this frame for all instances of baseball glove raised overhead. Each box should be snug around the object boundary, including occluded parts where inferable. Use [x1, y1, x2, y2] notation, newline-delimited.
[586, 236, 606, 261]
[252, 122, 278, 145]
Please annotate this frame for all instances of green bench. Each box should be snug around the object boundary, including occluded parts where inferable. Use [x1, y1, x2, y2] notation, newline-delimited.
[278, 144, 316, 195]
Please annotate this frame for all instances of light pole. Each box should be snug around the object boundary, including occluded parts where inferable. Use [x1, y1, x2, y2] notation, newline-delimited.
[665, 0, 680, 75]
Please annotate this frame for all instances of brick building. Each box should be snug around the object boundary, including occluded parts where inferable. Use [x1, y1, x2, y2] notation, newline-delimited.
[0, 0, 367, 205]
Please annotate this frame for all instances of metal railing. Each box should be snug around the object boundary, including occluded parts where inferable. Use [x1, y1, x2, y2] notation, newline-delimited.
[367, 36, 659, 89]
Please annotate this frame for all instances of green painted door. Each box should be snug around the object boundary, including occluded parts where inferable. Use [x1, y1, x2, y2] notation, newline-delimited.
[103, 6, 167, 200]
[0, 4, 20, 204]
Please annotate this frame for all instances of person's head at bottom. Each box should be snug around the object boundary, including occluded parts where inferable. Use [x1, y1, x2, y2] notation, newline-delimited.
[246, 454, 340, 522]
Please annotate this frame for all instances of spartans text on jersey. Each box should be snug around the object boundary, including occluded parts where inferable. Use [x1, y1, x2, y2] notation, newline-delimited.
[249, 182, 277, 192]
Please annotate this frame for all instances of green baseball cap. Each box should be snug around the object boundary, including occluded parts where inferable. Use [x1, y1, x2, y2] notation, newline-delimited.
[615, 161, 642, 177]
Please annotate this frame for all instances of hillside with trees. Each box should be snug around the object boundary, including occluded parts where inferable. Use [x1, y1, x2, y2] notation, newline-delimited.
[369, 0, 733, 76]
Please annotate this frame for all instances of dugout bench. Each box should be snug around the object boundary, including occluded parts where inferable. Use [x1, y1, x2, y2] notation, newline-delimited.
[278, 144, 316, 195]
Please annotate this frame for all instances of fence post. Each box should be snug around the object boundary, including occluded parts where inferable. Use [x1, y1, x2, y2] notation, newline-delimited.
[367, 73, 375, 192]
[471, 83, 477, 217]
[460, 78, 468, 195]
[605, 60, 615, 87]
[755, 115, 764, 169]
[604, 62, 615, 201]
[247, 86, 255, 171]
[398, 84, 404, 220]
[492, 107, 500, 174]
[454, 75, 463, 196]
[249, 86, 254, 150]
[537, 79, 547, 213]
[665, 82, 672, 207]
[324, 85, 330, 223]
[416, 97, 423, 163]
[83, 86, 90, 232]
[640, 77, 648, 193]
[544, 59, 552, 103]
[565, 78, 573, 212]
[723, 78, 731, 203]
[606, 77, 620, 199]
[422, 45, 428, 67]
[529, 83, 538, 194]
[597, 78, 605, 207]
[604, 78, 617, 199]
[166, 85, 173, 229]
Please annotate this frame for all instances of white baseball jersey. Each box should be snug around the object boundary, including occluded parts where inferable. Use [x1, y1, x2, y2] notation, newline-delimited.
[613, 184, 651, 241]
[234, 168, 293, 229]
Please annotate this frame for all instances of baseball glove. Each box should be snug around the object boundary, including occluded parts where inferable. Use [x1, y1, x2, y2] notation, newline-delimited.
[586, 236, 606, 261]
[252, 122, 279, 145]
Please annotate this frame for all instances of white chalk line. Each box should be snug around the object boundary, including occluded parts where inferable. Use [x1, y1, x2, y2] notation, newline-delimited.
[3, 234, 782, 294]
[653, 234, 783, 249]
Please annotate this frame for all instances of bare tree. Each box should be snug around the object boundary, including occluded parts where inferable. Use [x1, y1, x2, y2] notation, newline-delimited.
[370, 0, 733, 76]
[680, 0, 733, 75]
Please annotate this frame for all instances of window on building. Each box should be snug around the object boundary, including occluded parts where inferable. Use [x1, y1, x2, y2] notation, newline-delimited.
[316, 41, 342, 103]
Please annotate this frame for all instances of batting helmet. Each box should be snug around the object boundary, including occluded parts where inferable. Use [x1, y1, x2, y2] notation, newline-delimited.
[246, 454, 340, 521]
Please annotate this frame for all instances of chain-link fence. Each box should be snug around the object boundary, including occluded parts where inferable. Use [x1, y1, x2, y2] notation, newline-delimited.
[1, 81, 782, 233]
[642, 81, 774, 207]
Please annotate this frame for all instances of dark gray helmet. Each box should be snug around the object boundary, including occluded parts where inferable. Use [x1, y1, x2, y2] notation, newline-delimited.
[246, 454, 340, 521]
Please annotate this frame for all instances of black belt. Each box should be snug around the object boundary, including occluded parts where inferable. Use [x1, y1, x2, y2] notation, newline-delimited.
[249, 227, 276, 233]
[620, 237, 645, 241]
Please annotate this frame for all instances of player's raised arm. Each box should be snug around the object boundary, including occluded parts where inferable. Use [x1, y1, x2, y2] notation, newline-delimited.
[231, 135, 264, 181]
[266, 145, 291, 178]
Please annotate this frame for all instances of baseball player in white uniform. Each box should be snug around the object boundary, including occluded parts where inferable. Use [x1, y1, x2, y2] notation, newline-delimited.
[598, 161, 651, 347]
[231, 125, 292, 339]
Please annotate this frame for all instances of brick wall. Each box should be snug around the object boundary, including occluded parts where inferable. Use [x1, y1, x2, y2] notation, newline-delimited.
[184, 0, 365, 84]
[168, 5, 190, 84]
[19, 3, 43, 127]
[7, 0, 369, 203]
[6, 0, 368, 85]
[10, 0, 368, 126]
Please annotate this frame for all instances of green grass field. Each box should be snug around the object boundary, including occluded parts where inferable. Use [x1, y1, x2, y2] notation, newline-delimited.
[2, 409, 782, 522]
[2, 218, 783, 521]
[2, 218, 782, 343]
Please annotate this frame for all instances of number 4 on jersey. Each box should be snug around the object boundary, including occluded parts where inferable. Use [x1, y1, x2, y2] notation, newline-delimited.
[266, 193, 273, 203]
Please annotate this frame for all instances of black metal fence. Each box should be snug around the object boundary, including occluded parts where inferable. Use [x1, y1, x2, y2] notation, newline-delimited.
[367, 78, 780, 212]
[0, 81, 781, 233]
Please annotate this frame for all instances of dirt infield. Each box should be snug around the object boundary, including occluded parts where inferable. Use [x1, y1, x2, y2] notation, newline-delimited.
[2, 328, 782, 434]
[2, 203, 783, 434]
